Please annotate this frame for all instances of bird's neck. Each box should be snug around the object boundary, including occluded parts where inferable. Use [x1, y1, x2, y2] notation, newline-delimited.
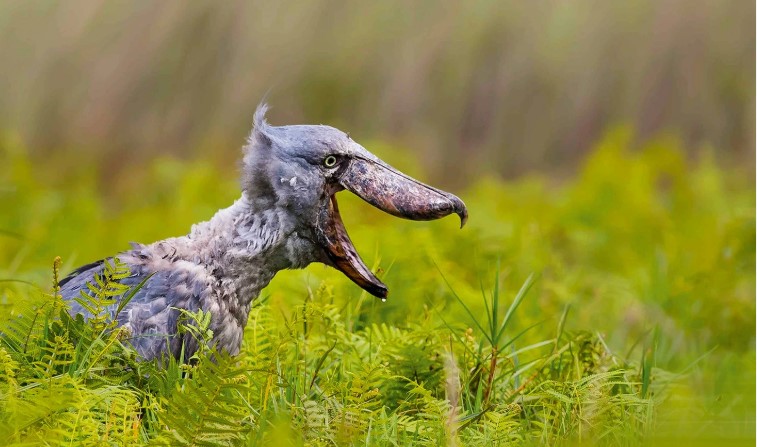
[180, 193, 315, 308]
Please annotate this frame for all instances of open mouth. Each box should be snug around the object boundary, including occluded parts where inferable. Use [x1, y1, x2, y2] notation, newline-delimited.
[318, 157, 467, 299]
[321, 193, 388, 298]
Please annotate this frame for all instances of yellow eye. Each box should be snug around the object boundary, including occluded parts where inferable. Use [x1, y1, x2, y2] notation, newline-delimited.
[323, 155, 338, 168]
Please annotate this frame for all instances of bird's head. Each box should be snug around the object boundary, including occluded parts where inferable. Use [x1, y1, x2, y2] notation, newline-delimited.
[242, 104, 467, 299]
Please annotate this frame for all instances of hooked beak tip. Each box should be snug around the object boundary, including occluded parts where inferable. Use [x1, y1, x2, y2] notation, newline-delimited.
[450, 196, 468, 229]
[459, 209, 468, 228]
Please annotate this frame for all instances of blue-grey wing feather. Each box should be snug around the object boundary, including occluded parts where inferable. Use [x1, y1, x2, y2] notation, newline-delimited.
[59, 256, 198, 361]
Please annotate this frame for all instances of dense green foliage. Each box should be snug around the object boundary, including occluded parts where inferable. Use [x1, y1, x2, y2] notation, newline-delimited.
[0, 130, 754, 445]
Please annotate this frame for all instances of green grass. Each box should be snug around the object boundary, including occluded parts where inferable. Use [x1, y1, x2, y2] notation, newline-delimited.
[0, 128, 754, 445]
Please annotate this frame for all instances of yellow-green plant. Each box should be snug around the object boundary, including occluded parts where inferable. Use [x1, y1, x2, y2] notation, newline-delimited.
[0, 129, 753, 445]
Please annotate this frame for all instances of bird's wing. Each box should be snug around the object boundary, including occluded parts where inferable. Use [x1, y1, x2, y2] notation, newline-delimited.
[60, 257, 198, 361]
[58, 258, 106, 289]
[116, 269, 189, 361]
[59, 257, 137, 320]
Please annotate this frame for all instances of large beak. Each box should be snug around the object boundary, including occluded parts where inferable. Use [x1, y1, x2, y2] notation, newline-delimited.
[319, 156, 468, 299]
[339, 157, 468, 227]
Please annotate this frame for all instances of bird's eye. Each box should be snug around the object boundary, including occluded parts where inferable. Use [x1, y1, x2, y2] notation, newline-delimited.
[323, 155, 338, 168]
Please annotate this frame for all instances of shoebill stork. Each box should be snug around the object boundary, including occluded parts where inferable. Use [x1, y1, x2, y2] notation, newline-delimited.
[59, 104, 468, 361]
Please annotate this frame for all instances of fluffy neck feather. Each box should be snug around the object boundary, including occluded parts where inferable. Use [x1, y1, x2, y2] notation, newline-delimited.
[177, 193, 316, 308]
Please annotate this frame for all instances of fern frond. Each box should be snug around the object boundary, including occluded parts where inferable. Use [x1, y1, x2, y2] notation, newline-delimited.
[155, 355, 253, 446]
[74, 257, 131, 335]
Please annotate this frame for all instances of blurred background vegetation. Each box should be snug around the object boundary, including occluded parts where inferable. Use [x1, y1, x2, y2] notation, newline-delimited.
[0, 1, 754, 445]
[0, 0, 753, 184]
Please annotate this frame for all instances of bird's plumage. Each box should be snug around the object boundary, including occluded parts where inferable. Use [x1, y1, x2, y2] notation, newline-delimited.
[60, 104, 467, 361]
